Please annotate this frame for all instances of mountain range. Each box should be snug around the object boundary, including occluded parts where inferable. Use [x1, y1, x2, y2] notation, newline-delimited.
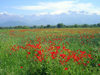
[0, 11, 100, 27]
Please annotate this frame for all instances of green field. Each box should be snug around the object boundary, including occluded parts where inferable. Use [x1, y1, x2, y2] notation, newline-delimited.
[0, 28, 100, 75]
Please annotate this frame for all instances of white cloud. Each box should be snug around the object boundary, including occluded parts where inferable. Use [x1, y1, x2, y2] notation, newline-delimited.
[35, 12, 49, 16]
[0, 11, 24, 18]
[0, 11, 9, 15]
[50, 10, 70, 15]
[15, 1, 100, 15]
[18, 6, 47, 10]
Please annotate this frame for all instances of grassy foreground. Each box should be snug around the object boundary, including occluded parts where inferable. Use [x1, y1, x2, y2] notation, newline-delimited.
[0, 28, 100, 75]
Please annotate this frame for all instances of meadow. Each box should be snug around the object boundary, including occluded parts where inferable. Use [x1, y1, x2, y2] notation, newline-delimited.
[0, 28, 100, 75]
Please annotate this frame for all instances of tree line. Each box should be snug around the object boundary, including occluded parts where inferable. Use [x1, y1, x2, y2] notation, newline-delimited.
[0, 23, 100, 29]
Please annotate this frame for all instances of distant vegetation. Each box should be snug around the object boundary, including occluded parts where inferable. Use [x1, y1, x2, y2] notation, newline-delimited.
[0, 23, 100, 29]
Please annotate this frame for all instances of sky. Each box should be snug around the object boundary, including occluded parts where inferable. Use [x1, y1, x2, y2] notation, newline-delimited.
[0, 0, 100, 15]
[0, 0, 100, 26]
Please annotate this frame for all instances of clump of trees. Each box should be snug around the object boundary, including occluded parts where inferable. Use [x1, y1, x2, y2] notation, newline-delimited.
[0, 23, 100, 29]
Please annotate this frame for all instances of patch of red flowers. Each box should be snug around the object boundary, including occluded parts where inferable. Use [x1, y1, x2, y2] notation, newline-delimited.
[9, 35, 95, 72]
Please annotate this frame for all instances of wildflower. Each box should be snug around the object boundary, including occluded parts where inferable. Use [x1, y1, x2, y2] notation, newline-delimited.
[26, 55, 28, 59]
[51, 52, 56, 55]
[73, 56, 80, 62]
[56, 46, 60, 50]
[65, 56, 71, 62]
[98, 64, 100, 66]
[88, 54, 93, 59]
[60, 54, 66, 59]
[27, 52, 31, 55]
[37, 50, 42, 55]
[80, 51, 86, 54]
[37, 56, 42, 62]
[10, 53, 11, 55]
[83, 63, 87, 66]
[49, 41, 52, 43]
[78, 62, 81, 64]
[65, 68, 68, 70]
[66, 41, 69, 45]
[36, 44, 41, 49]
[51, 56, 55, 59]
[20, 66, 23, 68]
[87, 61, 89, 63]
[63, 46, 65, 49]
[30, 44, 35, 48]
[56, 50, 58, 54]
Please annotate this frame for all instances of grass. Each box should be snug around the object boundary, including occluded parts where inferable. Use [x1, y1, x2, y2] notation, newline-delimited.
[0, 28, 100, 75]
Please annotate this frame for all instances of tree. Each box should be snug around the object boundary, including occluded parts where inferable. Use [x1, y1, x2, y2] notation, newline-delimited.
[57, 23, 64, 28]
[97, 23, 100, 27]
[44, 26, 47, 28]
[14, 26, 22, 29]
[91, 24, 97, 27]
[32, 25, 37, 28]
[73, 24, 78, 28]
[0, 27, 2, 29]
[14, 26, 30, 29]
[23, 26, 30, 29]
[47, 24, 51, 28]
[40, 25, 44, 28]
[82, 24, 89, 28]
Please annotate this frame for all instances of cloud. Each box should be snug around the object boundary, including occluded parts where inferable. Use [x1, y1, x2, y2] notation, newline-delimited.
[35, 12, 49, 16]
[17, 6, 47, 10]
[15, 1, 74, 10]
[0, 11, 24, 18]
[15, 1, 100, 15]
[0, 11, 9, 15]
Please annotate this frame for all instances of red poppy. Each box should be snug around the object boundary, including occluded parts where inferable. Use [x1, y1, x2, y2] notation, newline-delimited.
[98, 64, 100, 66]
[37, 56, 43, 62]
[20, 66, 23, 68]
[63, 46, 65, 50]
[65, 68, 68, 70]
[56, 46, 60, 50]
[30, 44, 35, 48]
[88, 54, 93, 59]
[37, 50, 42, 55]
[65, 56, 71, 62]
[60, 54, 66, 58]
[27, 52, 31, 55]
[10, 53, 11, 55]
[87, 61, 89, 63]
[49, 41, 52, 43]
[83, 63, 87, 66]
[51, 56, 55, 59]
[80, 51, 86, 54]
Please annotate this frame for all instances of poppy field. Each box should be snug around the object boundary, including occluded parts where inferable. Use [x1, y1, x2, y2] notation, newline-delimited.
[0, 28, 100, 75]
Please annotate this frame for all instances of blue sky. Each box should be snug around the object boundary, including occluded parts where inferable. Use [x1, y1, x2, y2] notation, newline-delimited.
[0, 0, 100, 26]
[0, 0, 100, 15]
